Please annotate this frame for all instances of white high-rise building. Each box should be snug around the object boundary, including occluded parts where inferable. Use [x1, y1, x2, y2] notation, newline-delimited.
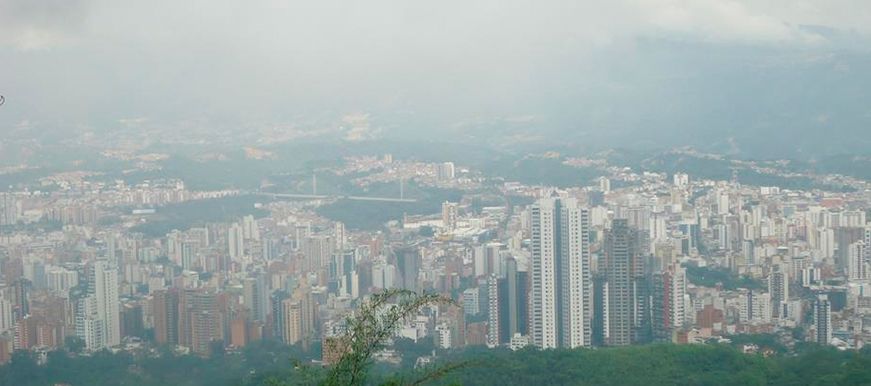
[848, 241, 867, 282]
[737, 291, 771, 323]
[228, 223, 245, 259]
[530, 198, 592, 349]
[531, 199, 557, 349]
[864, 226, 871, 266]
[649, 213, 667, 241]
[671, 265, 688, 328]
[76, 261, 119, 351]
[442, 202, 459, 231]
[435, 323, 452, 349]
[372, 265, 385, 289]
[47, 266, 79, 296]
[436, 162, 455, 181]
[334, 222, 346, 250]
[487, 274, 499, 348]
[717, 191, 729, 215]
[473, 245, 488, 278]
[242, 215, 261, 241]
[598, 177, 611, 193]
[76, 295, 105, 350]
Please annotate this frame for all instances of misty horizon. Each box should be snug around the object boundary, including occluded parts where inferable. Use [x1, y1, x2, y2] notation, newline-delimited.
[2, 1, 871, 157]
[4, 3, 871, 386]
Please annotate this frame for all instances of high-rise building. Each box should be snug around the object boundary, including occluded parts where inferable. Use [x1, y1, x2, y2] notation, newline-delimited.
[864, 226, 871, 265]
[473, 245, 488, 278]
[649, 213, 668, 241]
[848, 241, 867, 282]
[716, 191, 729, 215]
[0, 298, 12, 334]
[486, 274, 499, 348]
[270, 291, 290, 340]
[768, 267, 789, 319]
[180, 289, 223, 357]
[242, 215, 260, 241]
[836, 227, 865, 271]
[11, 279, 28, 320]
[815, 295, 832, 345]
[442, 202, 459, 231]
[281, 285, 316, 349]
[739, 290, 771, 323]
[121, 303, 144, 339]
[152, 289, 181, 345]
[302, 236, 334, 272]
[76, 261, 120, 349]
[462, 287, 480, 316]
[530, 198, 592, 349]
[394, 248, 420, 292]
[75, 296, 104, 350]
[598, 177, 610, 193]
[243, 274, 270, 323]
[497, 257, 528, 345]
[436, 162, 455, 181]
[651, 264, 687, 343]
[228, 224, 244, 260]
[0, 194, 20, 226]
[601, 219, 647, 346]
[334, 222, 347, 251]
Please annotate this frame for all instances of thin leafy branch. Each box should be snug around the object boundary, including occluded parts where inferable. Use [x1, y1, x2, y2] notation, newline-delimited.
[320, 289, 456, 386]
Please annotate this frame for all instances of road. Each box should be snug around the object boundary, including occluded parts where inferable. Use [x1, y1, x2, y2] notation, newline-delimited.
[255, 192, 417, 203]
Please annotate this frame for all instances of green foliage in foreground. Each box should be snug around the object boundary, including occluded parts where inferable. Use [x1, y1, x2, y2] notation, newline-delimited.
[0, 340, 314, 386]
[429, 344, 871, 386]
[5, 341, 871, 386]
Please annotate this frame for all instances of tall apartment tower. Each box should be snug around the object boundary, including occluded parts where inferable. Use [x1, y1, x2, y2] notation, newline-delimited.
[847, 241, 867, 282]
[864, 226, 871, 264]
[228, 224, 244, 260]
[442, 202, 459, 231]
[78, 261, 120, 349]
[243, 274, 270, 323]
[497, 257, 528, 345]
[184, 289, 223, 357]
[530, 198, 592, 349]
[486, 274, 499, 348]
[152, 289, 181, 345]
[815, 295, 832, 345]
[602, 219, 647, 346]
[651, 264, 687, 343]
[394, 248, 420, 292]
[768, 266, 789, 318]
[281, 285, 316, 349]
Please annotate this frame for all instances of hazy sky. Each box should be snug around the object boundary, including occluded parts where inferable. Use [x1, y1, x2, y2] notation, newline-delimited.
[2, 0, 870, 151]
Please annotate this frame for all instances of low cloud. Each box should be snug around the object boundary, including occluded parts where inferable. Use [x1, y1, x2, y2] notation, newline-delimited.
[0, 0, 93, 50]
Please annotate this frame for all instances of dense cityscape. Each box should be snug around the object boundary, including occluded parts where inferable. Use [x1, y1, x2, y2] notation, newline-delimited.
[5, 1, 871, 385]
[0, 150, 867, 369]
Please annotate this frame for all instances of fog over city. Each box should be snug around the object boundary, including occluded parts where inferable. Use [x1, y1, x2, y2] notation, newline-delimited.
[3, 0, 871, 155]
[5, 2, 871, 386]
